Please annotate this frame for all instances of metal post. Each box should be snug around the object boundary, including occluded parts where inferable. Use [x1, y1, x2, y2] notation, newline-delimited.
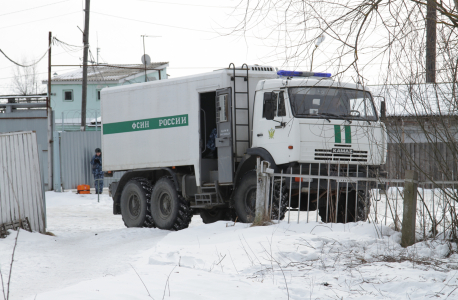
[355, 164, 359, 221]
[442, 174, 446, 239]
[401, 170, 418, 247]
[297, 164, 302, 224]
[306, 164, 311, 223]
[279, 170, 283, 221]
[366, 166, 369, 222]
[335, 161, 340, 223]
[288, 168, 292, 223]
[47, 31, 53, 191]
[345, 163, 349, 223]
[395, 179, 399, 231]
[326, 164, 330, 223]
[142, 35, 147, 82]
[432, 183, 436, 236]
[316, 163, 321, 222]
[269, 172, 275, 218]
[422, 184, 425, 239]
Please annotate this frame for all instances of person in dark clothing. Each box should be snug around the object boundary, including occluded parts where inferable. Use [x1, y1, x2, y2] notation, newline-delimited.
[91, 148, 103, 194]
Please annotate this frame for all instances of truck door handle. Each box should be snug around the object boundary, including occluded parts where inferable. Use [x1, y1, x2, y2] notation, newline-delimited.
[257, 133, 263, 137]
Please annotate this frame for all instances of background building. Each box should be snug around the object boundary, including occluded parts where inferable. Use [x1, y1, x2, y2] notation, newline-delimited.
[43, 62, 168, 131]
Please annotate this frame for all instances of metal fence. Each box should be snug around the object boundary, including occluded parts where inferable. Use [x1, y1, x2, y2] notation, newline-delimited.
[54, 131, 123, 190]
[0, 131, 46, 234]
[372, 180, 458, 240]
[263, 162, 457, 240]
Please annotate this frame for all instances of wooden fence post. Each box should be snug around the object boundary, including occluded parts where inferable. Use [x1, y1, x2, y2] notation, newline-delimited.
[401, 170, 418, 247]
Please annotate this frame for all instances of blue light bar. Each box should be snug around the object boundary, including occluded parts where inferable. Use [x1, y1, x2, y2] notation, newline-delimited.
[277, 70, 331, 78]
[312, 72, 332, 78]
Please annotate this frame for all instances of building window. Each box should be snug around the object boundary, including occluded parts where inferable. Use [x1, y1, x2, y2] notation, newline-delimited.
[96, 89, 101, 101]
[63, 90, 73, 101]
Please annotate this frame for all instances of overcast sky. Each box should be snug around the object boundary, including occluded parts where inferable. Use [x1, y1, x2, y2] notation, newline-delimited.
[0, 0, 346, 95]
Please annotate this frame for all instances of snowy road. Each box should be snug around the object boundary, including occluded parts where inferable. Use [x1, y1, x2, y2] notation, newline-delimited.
[1, 191, 458, 299]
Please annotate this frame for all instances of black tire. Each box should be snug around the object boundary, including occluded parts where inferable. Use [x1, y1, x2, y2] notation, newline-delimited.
[318, 190, 370, 223]
[121, 179, 150, 227]
[150, 177, 192, 230]
[200, 207, 235, 224]
[200, 208, 227, 224]
[233, 171, 257, 223]
[271, 181, 287, 221]
[233, 171, 287, 223]
[135, 178, 155, 228]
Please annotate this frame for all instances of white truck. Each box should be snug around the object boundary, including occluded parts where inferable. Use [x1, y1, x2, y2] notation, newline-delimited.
[101, 64, 386, 230]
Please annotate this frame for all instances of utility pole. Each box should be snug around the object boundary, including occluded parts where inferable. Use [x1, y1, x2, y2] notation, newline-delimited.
[141, 35, 161, 82]
[426, 0, 436, 83]
[81, 0, 90, 131]
[47, 31, 53, 190]
[48, 32, 52, 109]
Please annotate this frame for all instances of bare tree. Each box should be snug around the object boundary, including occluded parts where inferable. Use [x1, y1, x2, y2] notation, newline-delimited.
[11, 57, 44, 95]
[229, 1, 458, 240]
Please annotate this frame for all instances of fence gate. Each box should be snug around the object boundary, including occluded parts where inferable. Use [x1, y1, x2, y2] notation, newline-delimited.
[0, 131, 46, 234]
[54, 131, 123, 190]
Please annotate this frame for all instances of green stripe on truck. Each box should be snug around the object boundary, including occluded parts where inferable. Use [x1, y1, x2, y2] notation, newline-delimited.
[103, 114, 189, 135]
[345, 125, 351, 144]
[334, 125, 341, 143]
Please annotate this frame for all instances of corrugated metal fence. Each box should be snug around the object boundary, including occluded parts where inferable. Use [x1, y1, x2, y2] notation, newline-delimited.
[0, 131, 46, 233]
[56, 131, 123, 190]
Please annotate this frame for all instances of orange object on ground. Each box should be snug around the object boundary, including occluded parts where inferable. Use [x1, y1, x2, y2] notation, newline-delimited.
[77, 184, 91, 194]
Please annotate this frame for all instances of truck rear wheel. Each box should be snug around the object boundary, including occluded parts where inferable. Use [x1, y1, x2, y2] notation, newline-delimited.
[150, 177, 192, 230]
[120, 179, 150, 227]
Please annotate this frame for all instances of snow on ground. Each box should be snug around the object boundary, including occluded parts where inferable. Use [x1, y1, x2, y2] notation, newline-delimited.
[1, 191, 458, 299]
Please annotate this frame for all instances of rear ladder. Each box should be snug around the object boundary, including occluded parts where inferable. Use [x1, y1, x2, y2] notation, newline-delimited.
[228, 63, 250, 160]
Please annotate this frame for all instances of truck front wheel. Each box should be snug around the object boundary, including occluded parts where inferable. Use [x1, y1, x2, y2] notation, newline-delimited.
[150, 177, 192, 230]
[233, 171, 257, 223]
[120, 180, 149, 227]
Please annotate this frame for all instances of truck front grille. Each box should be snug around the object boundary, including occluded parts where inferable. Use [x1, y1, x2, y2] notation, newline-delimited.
[314, 149, 368, 162]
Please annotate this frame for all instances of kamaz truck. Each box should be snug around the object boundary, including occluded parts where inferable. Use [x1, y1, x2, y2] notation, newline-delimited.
[101, 64, 387, 230]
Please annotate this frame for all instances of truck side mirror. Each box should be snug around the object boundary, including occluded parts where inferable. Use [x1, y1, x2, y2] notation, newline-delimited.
[380, 100, 386, 120]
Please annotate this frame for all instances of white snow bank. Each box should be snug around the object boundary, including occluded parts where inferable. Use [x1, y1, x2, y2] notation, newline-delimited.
[1, 191, 457, 300]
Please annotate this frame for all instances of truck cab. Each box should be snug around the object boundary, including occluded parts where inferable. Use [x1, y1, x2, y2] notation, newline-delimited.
[251, 73, 386, 166]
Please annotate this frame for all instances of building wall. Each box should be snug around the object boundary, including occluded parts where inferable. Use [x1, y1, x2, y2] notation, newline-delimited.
[0, 109, 51, 190]
[50, 83, 117, 119]
[50, 69, 168, 120]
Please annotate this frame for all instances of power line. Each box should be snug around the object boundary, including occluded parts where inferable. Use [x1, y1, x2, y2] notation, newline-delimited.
[0, 0, 74, 17]
[133, 0, 235, 9]
[0, 45, 51, 68]
[91, 11, 215, 34]
[0, 11, 80, 30]
[0, 67, 79, 81]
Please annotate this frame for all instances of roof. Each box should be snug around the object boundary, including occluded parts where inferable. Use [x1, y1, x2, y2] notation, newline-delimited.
[369, 83, 458, 117]
[45, 63, 168, 83]
[262, 78, 363, 91]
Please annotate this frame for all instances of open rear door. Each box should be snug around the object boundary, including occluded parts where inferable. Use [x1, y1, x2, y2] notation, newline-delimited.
[215, 88, 233, 184]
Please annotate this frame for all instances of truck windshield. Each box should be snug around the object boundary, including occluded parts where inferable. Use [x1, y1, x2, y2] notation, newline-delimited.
[288, 87, 377, 121]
